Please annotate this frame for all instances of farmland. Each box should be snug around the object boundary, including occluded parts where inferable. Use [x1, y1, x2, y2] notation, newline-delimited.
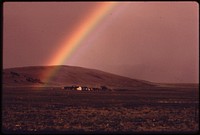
[2, 86, 199, 134]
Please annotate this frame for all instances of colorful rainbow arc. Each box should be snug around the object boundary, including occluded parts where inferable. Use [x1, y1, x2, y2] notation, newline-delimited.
[40, 2, 118, 86]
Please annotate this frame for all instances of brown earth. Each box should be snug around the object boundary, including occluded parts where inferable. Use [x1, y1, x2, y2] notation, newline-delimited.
[3, 65, 155, 89]
[2, 65, 199, 134]
[2, 86, 199, 134]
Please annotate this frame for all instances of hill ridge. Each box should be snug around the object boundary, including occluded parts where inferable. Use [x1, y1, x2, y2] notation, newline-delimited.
[3, 65, 155, 89]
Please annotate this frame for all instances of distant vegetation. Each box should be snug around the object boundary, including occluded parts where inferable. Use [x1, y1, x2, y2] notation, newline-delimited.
[2, 66, 199, 133]
[2, 86, 199, 133]
[3, 65, 155, 89]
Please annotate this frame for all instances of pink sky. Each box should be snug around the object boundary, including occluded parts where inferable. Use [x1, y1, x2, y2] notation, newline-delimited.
[3, 2, 199, 83]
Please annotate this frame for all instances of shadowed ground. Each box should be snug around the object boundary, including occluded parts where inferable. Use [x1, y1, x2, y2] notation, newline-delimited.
[2, 86, 199, 134]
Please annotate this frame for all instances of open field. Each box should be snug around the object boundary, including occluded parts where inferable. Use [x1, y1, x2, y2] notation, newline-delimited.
[2, 86, 199, 134]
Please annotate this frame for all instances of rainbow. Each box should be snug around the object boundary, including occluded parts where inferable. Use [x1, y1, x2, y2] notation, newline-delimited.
[40, 2, 118, 86]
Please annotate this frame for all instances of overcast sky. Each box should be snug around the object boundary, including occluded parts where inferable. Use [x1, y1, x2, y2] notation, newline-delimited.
[3, 2, 199, 83]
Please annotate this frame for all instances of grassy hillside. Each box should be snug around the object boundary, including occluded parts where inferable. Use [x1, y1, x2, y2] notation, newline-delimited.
[3, 65, 155, 89]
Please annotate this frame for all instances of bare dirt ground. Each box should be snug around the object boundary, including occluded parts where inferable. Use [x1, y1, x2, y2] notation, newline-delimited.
[2, 86, 199, 134]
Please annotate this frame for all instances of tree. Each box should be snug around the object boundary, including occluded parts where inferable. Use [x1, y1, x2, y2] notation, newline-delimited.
[101, 86, 108, 90]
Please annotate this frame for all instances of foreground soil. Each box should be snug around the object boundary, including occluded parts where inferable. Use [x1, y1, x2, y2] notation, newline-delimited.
[2, 86, 199, 134]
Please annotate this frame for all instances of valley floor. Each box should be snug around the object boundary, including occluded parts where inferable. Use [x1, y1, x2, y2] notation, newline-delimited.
[2, 86, 199, 134]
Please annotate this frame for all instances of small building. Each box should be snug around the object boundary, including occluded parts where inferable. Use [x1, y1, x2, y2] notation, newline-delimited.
[62, 85, 110, 91]
[76, 86, 82, 91]
[81, 86, 89, 91]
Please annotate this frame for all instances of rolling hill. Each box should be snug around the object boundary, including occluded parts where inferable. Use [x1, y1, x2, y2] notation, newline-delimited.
[3, 65, 155, 89]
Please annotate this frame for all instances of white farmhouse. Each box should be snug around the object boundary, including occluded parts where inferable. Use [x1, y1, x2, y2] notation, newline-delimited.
[76, 86, 82, 91]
